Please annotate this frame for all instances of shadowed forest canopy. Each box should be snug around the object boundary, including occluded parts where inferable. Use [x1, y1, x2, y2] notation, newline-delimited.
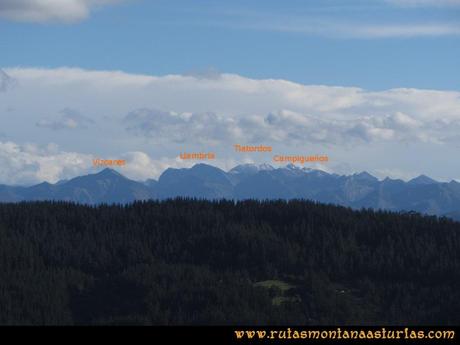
[0, 199, 459, 325]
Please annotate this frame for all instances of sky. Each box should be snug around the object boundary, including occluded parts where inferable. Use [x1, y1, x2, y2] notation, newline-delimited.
[0, 0, 459, 185]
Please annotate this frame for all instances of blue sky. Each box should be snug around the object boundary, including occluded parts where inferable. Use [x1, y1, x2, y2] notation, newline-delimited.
[1, 0, 459, 90]
[0, 0, 460, 184]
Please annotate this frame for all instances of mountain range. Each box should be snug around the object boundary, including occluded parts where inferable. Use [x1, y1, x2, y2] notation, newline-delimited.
[1, 163, 460, 220]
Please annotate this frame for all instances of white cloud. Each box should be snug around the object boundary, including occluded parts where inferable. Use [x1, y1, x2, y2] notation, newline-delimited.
[123, 108, 242, 145]
[5, 67, 460, 146]
[215, 8, 460, 38]
[353, 24, 460, 38]
[121, 106, 444, 147]
[0, 0, 125, 23]
[36, 108, 95, 130]
[0, 141, 91, 185]
[385, 0, 460, 7]
[120, 152, 180, 181]
[248, 20, 460, 38]
[2, 67, 460, 184]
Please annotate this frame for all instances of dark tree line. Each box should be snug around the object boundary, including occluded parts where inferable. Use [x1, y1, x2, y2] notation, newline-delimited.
[0, 199, 459, 325]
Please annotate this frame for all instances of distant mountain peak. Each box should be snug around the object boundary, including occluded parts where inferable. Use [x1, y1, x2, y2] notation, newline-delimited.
[96, 168, 124, 178]
[1, 164, 459, 222]
[356, 171, 373, 177]
[408, 174, 437, 185]
[191, 163, 223, 170]
[258, 163, 274, 171]
[286, 163, 300, 170]
[190, 163, 227, 175]
[144, 179, 158, 187]
[192, 163, 213, 169]
[36, 181, 53, 187]
[229, 164, 257, 174]
[229, 163, 274, 175]
[352, 171, 378, 181]
[383, 176, 403, 182]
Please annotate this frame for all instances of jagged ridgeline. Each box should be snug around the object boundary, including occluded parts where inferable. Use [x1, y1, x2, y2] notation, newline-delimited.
[0, 199, 459, 325]
[1, 164, 460, 221]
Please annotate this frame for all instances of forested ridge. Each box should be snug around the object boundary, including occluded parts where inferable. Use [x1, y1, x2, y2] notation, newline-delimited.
[0, 199, 459, 325]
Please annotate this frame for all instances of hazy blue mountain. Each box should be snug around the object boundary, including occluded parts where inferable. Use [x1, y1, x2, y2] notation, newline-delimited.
[234, 169, 296, 199]
[0, 185, 25, 202]
[408, 175, 438, 185]
[21, 182, 58, 201]
[227, 163, 274, 185]
[55, 168, 155, 204]
[1, 163, 460, 220]
[445, 210, 460, 221]
[156, 163, 233, 199]
[144, 179, 158, 188]
[0, 168, 154, 204]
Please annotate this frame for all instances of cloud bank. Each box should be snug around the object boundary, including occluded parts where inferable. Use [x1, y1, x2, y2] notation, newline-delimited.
[0, 141, 91, 185]
[1, 67, 459, 184]
[36, 108, 95, 130]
